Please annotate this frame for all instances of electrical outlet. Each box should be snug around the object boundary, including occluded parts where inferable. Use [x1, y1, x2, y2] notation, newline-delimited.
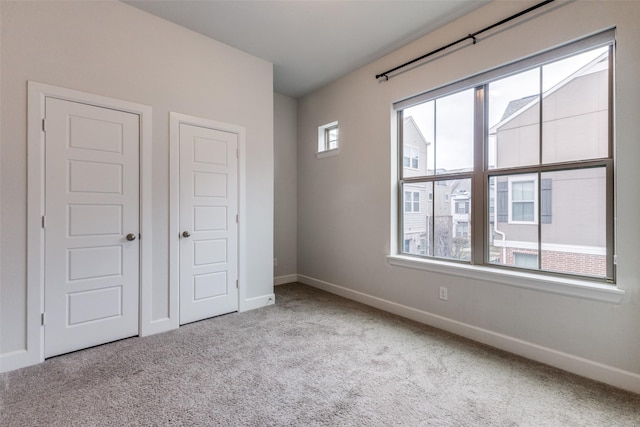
[273, 258, 278, 267]
[439, 286, 448, 301]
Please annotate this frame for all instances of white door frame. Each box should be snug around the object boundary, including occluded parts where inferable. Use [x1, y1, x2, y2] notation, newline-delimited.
[169, 112, 247, 326]
[23, 82, 153, 369]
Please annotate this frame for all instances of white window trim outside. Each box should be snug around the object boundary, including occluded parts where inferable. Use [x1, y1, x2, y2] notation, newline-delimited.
[508, 175, 538, 225]
[317, 121, 340, 158]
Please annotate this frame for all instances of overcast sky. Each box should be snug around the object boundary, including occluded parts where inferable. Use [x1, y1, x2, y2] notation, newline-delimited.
[405, 46, 607, 172]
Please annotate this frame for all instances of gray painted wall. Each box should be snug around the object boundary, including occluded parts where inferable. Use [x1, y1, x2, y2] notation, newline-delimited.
[0, 1, 273, 367]
[274, 93, 297, 280]
[297, 0, 640, 388]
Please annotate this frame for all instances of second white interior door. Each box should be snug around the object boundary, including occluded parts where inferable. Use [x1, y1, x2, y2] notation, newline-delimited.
[179, 123, 239, 324]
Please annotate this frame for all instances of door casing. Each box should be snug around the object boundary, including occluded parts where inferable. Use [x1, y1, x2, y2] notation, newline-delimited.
[23, 82, 153, 369]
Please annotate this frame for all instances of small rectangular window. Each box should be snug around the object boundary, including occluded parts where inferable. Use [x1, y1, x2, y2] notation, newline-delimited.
[325, 126, 338, 150]
[456, 222, 469, 238]
[404, 190, 420, 213]
[510, 178, 536, 223]
[317, 121, 339, 155]
[514, 252, 538, 269]
[403, 146, 419, 170]
[455, 201, 469, 214]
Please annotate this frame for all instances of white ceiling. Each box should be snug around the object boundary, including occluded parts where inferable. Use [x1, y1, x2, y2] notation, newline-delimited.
[124, 1, 489, 98]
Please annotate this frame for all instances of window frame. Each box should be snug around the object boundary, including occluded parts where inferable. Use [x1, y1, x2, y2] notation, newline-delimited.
[395, 30, 616, 284]
[325, 125, 338, 150]
[317, 121, 339, 157]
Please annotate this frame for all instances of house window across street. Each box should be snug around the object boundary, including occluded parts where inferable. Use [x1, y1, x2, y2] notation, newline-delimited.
[510, 179, 535, 223]
[404, 191, 420, 213]
[403, 146, 419, 169]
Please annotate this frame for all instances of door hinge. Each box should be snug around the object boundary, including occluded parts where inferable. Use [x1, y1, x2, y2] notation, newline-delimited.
[236, 149, 239, 158]
[41, 312, 46, 326]
[236, 214, 239, 223]
[42, 215, 46, 229]
[42, 119, 47, 132]
[236, 279, 239, 289]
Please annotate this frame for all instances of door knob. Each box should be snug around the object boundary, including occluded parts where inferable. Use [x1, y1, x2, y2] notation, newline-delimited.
[126, 233, 137, 241]
[182, 230, 191, 238]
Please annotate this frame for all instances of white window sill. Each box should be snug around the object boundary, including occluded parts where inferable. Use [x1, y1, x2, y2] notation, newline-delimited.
[387, 255, 625, 304]
[316, 148, 340, 159]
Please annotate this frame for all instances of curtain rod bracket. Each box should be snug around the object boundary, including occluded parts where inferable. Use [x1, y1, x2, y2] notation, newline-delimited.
[469, 34, 477, 45]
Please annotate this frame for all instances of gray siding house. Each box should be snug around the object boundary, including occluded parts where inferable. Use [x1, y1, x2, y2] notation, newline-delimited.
[402, 117, 469, 258]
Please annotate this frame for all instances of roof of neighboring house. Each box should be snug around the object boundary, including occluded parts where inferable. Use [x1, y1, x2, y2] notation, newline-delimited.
[500, 95, 538, 122]
[404, 116, 431, 147]
[489, 51, 608, 133]
[451, 178, 471, 196]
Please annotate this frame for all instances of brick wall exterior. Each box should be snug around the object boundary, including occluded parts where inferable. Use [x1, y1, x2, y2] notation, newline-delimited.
[501, 248, 606, 276]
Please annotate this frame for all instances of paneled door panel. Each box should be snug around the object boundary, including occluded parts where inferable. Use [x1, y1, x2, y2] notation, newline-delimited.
[44, 97, 140, 358]
[179, 124, 238, 324]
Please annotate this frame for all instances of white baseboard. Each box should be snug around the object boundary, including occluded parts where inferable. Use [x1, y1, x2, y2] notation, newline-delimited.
[140, 317, 179, 337]
[297, 274, 640, 395]
[241, 293, 275, 312]
[274, 274, 298, 286]
[0, 349, 40, 374]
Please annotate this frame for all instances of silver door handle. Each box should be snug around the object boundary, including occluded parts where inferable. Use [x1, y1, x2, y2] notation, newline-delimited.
[126, 233, 136, 241]
[182, 230, 191, 238]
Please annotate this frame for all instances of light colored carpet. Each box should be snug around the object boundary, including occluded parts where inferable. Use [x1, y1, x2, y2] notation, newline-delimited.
[1, 283, 639, 426]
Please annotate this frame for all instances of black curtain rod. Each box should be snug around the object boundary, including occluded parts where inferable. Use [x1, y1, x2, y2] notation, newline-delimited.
[375, 0, 555, 81]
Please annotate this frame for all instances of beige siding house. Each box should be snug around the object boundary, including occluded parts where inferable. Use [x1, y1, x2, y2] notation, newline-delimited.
[489, 53, 608, 275]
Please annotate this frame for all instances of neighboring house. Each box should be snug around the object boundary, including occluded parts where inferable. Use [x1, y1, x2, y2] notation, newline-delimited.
[489, 53, 608, 276]
[402, 117, 460, 258]
[402, 117, 431, 255]
[450, 179, 471, 260]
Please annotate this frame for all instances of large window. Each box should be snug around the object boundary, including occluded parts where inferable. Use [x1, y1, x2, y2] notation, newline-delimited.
[397, 31, 614, 282]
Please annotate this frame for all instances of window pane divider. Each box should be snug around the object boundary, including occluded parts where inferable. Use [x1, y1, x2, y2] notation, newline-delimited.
[472, 86, 486, 265]
[401, 172, 475, 184]
[486, 159, 611, 177]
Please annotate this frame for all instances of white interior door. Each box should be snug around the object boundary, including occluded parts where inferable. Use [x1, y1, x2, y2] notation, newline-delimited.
[44, 97, 140, 358]
[179, 123, 238, 325]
